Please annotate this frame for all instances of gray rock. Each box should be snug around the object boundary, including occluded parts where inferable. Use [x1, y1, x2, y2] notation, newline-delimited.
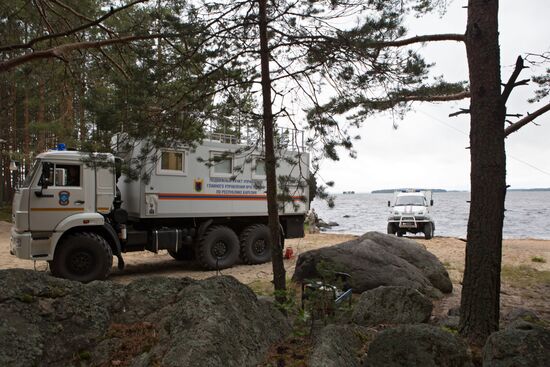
[501, 308, 546, 329]
[362, 232, 453, 293]
[0, 269, 289, 367]
[482, 323, 550, 367]
[292, 232, 452, 296]
[364, 324, 473, 367]
[309, 324, 375, 367]
[352, 286, 433, 326]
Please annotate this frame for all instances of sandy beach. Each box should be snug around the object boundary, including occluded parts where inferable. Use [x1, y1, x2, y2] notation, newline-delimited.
[2, 221, 549, 319]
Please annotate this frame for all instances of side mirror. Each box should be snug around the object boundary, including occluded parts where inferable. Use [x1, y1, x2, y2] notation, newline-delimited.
[387, 200, 391, 207]
[430, 199, 434, 206]
[41, 162, 53, 189]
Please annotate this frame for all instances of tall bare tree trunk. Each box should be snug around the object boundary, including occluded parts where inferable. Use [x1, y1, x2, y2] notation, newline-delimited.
[459, 0, 506, 347]
[24, 86, 30, 171]
[37, 77, 46, 151]
[258, 0, 286, 301]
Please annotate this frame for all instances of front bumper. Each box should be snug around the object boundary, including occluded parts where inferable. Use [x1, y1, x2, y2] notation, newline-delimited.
[388, 216, 431, 229]
[10, 228, 54, 260]
[10, 229, 32, 259]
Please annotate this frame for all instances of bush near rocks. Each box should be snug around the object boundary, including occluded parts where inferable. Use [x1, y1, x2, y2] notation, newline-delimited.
[364, 324, 473, 367]
[352, 286, 433, 326]
[0, 269, 289, 367]
[293, 231, 452, 297]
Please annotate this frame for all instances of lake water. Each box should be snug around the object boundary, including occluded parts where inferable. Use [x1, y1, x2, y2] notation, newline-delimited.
[311, 191, 550, 239]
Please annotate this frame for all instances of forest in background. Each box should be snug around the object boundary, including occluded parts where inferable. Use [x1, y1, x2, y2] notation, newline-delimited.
[0, 0, 261, 203]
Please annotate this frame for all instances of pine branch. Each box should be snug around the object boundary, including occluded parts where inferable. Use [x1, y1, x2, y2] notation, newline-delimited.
[0, 0, 149, 52]
[367, 33, 465, 47]
[0, 34, 175, 72]
[504, 102, 550, 136]
[501, 56, 528, 103]
[449, 108, 470, 117]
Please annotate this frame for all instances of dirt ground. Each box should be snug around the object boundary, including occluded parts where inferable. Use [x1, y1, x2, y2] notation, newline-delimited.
[2, 221, 549, 319]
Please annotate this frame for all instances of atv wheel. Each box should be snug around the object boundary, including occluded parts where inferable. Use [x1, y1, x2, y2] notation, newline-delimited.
[51, 232, 113, 282]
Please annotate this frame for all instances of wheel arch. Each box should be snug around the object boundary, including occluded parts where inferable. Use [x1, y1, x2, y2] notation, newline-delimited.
[52, 224, 122, 258]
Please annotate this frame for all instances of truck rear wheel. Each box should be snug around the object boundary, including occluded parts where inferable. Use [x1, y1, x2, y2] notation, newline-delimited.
[240, 224, 272, 264]
[196, 225, 239, 270]
[51, 232, 113, 282]
[424, 222, 434, 240]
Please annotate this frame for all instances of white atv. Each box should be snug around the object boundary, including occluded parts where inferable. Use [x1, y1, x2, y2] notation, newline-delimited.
[387, 190, 435, 239]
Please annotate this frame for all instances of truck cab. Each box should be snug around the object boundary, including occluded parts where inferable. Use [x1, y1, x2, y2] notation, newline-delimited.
[387, 189, 435, 239]
[10, 148, 119, 281]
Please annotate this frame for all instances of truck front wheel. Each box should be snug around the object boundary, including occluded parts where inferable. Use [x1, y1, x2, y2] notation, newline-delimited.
[51, 232, 113, 282]
[387, 223, 397, 235]
[424, 222, 434, 240]
[196, 225, 240, 270]
[240, 224, 272, 265]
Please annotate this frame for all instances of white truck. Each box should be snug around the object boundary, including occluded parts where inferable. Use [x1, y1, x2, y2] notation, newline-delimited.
[10, 132, 309, 282]
[387, 189, 435, 239]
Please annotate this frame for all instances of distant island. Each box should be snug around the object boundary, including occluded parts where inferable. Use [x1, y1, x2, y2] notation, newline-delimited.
[371, 188, 448, 194]
[371, 188, 550, 193]
[507, 188, 550, 192]
[342, 191, 355, 194]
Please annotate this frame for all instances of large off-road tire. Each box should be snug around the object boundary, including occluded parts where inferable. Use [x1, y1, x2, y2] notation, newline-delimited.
[397, 230, 404, 237]
[387, 223, 397, 235]
[240, 224, 272, 265]
[424, 222, 434, 240]
[168, 247, 195, 261]
[195, 225, 240, 270]
[51, 232, 113, 282]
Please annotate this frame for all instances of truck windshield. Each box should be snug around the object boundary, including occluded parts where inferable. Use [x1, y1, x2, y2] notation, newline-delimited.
[395, 196, 425, 206]
[21, 159, 40, 188]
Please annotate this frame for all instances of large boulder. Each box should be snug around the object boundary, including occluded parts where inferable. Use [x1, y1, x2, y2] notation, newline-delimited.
[352, 286, 433, 326]
[0, 269, 289, 367]
[292, 231, 452, 296]
[309, 324, 375, 367]
[482, 323, 550, 367]
[364, 324, 473, 367]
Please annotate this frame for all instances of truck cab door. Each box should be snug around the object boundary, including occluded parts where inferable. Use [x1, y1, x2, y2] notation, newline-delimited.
[29, 162, 87, 232]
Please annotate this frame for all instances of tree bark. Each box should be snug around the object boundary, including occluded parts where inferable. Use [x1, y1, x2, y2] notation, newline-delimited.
[459, 0, 506, 346]
[258, 0, 286, 301]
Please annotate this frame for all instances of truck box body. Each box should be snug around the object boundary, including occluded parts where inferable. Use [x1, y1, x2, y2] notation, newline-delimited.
[118, 138, 309, 219]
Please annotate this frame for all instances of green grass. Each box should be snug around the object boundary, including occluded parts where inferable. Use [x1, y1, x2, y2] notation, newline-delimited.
[0, 204, 11, 222]
[531, 255, 547, 264]
[501, 264, 550, 287]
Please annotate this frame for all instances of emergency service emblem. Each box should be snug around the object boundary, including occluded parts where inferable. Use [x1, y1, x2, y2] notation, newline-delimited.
[58, 191, 70, 206]
[194, 178, 203, 192]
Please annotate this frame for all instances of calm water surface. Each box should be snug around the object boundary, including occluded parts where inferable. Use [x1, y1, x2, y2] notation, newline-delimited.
[311, 191, 550, 239]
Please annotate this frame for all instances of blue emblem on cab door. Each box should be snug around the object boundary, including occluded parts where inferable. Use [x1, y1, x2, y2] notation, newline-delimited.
[59, 191, 70, 206]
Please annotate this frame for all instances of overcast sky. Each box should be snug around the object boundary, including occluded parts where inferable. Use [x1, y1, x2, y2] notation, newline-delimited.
[317, 0, 550, 193]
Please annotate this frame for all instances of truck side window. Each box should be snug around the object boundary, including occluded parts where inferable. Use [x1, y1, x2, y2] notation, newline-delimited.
[56, 164, 81, 187]
[210, 152, 233, 176]
[253, 158, 266, 177]
[158, 150, 187, 176]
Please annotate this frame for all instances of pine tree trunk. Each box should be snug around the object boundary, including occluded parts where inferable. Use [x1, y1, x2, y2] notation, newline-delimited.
[258, 0, 286, 301]
[459, 0, 506, 347]
[37, 77, 46, 151]
[24, 87, 30, 171]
